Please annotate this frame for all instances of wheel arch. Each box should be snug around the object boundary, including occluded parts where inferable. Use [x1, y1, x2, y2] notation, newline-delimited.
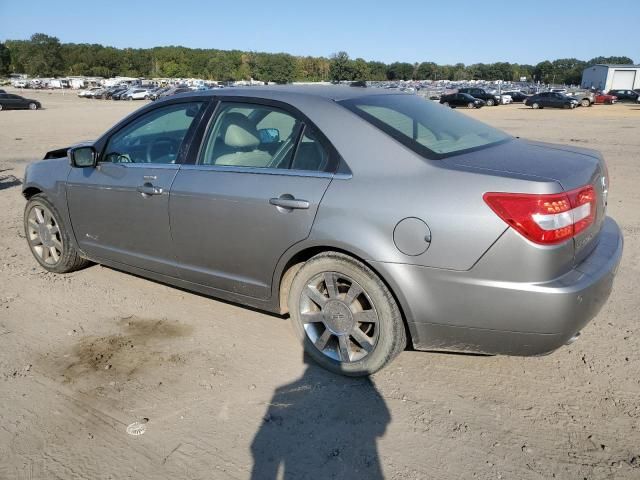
[274, 243, 417, 349]
[22, 186, 42, 199]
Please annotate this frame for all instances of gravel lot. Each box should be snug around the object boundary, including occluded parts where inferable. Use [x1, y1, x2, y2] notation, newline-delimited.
[1, 89, 639, 479]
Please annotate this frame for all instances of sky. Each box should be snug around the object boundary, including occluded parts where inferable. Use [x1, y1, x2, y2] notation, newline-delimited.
[1, 0, 638, 65]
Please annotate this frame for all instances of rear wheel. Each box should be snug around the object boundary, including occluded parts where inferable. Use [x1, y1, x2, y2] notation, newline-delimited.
[288, 252, 406, 376]
[532, 102, 540, 109]
[0, 104, 3, 111]
[442, 101, 449, 107]
[24, 194, 90, 273]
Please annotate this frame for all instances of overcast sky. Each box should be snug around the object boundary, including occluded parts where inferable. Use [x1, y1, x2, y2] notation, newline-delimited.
[1, 0, 638, 65]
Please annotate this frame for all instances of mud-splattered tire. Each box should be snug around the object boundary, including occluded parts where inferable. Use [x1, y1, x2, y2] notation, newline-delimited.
[24, 194, 91, 273]
[288, 252, 406, 376]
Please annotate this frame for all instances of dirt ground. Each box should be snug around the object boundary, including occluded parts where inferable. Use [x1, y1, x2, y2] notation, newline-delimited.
[0, 89, 638, 480]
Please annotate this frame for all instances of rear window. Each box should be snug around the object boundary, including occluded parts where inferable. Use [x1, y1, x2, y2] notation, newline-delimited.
[339, 94, 510, 158]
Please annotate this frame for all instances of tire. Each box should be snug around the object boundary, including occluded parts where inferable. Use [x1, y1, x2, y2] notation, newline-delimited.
[24, 194, 90, 274]
[581, 99, 591, 107]
[28, 102, 38, 110]
[288, 252, 406, 376]
[486, 99, 495, 106]
[532, 102, 540, 109]
[442, 102, 449, 107]
[0, 104, 3, 111]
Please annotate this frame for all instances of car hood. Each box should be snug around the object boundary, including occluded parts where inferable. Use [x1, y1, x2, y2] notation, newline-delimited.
[444, 138, 603, 191]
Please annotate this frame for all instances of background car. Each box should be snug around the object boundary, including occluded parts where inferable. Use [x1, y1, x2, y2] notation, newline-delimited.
[21, 87, 621, 376]
[500, 94, 513, 105]
[502, 91, 528, 102]
[0, 93, 41, 110]
[123, 88, 153, 100]
[458, 87, 500, 106]
[440, 92, 486, 108]
[607, 89, 639, 102]
[594, 93, 617, 104]
[525, 92, 578, 109]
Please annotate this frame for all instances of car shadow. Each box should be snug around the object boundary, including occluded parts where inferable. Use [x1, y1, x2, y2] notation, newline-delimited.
[0, 172, 22, 191]
[250, 353, 389, 479]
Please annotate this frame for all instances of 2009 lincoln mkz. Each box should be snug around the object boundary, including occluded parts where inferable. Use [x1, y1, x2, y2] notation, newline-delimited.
[22, 86, 623, 376]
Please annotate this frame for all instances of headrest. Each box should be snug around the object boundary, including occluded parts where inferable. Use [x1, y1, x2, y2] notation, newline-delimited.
[221, 112, 260, 148]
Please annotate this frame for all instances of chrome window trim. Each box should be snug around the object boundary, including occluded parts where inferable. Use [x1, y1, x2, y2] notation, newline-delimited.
[179, 164, 351, 180]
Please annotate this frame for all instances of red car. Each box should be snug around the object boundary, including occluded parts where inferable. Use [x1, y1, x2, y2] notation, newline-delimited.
[594, 93, 617, 104]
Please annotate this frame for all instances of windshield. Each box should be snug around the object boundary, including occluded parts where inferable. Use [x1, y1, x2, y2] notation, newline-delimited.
[339, 94, 511, 158]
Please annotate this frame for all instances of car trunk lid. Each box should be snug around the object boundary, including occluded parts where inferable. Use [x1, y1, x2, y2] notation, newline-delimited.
[447, 139, 608, 265]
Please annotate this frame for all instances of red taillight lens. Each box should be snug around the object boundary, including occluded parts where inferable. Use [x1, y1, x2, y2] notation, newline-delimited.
[483, 185, 596, 245]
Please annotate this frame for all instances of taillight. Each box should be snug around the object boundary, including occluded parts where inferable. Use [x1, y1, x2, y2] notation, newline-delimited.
[483, 185, 596, 245]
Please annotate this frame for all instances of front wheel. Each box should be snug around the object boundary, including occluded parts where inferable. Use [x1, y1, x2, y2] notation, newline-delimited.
[24, 194, 90, 273]
[531, 102, 540, 109]
[442, 102, 449, 107]
[486, 99, 495, 106]
[28, 102, 38, 110]
[467, 102, 475, 109]
[581, 99, 591, 107]
[288, 252, 406, 376]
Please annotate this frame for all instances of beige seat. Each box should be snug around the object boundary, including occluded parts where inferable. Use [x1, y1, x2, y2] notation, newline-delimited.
[214, 113, 272, 167]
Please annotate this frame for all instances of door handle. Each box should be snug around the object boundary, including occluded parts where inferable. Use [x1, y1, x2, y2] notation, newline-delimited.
[269, 196, 310, 210]
[137, 183, 163, 196]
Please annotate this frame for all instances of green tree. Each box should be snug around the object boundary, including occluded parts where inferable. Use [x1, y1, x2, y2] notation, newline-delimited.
[586, 56, 634, 66]
[386, 62, 413, 80]
[329, 51, 352, 81]
[351, 58, 370, 81]
[24, 33, 63, 76]
[256, 53, 296, 84]
[0, 43, 10, 76]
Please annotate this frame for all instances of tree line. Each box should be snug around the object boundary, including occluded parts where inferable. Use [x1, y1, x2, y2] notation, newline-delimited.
[0, 34, 634, 85]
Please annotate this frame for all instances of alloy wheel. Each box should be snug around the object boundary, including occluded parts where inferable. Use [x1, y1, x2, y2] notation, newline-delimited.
[299, 272, 379, 363]
[26, 204, 63, 266]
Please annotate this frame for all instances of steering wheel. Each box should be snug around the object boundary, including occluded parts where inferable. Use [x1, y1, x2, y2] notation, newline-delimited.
[146, 137, 180, 163]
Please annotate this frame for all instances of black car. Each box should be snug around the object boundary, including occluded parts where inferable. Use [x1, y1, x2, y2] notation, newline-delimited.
[524, 92, 578, 109]
[458, 87, 501, 106]
[607, 89, 639, 102]
[503, 91, 528, 102]
[439, 93, 486, 109]
[0, 93, 41, 111]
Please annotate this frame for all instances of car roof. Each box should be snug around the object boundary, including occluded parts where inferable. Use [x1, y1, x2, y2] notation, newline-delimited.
[172, 84, 408, 103]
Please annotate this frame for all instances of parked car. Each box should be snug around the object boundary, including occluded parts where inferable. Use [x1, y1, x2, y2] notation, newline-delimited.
[502, 91, 528, 102]
[458, 87, 501, 106]
[111, 88, 132, 100]
[123, 88, 153, 100]
[567, 90, 595, 107]
[525, 92, 579, 109]
[594, 93, 618, 105]
[21, 87, 622, 376]
[162, 87, 192, 98]
[440, 92, 486, 108]
[78, 88, 101, 98]
[607, 89, 639, 102]
[0, 93, 41, 110]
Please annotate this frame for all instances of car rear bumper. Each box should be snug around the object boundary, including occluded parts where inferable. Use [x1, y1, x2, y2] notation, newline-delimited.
[373, 217, 623, 355]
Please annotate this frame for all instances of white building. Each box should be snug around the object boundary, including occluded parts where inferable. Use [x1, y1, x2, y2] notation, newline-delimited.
[581, 64, 640, 92]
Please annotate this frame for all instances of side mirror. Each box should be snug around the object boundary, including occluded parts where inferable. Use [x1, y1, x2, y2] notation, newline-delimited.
[258, 128, 280, 145]
[69, 146, 96, 168]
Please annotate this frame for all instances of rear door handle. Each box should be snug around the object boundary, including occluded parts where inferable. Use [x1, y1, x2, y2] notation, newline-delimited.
[137, 183, 163, 196]
[269, 196, 310, 210]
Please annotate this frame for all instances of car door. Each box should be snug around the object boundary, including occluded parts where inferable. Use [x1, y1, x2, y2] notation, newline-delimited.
[66, 100, 206, 276]
[170, 100, 336, 299]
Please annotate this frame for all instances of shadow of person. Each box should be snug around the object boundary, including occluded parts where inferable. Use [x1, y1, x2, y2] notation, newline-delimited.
[250, 353, 390, 480]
